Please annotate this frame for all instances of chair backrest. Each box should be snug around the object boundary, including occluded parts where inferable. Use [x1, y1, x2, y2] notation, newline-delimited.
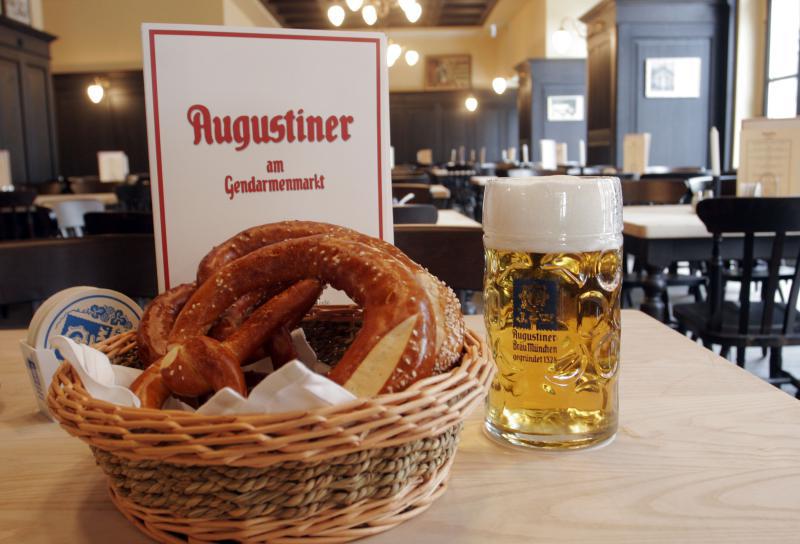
[0, 234, 158, 304]
[685, 175, 737, 197]
[620, 178, 689, 205]
[52, 199, 106, 237]
[392, 183, 433, 205]
[394, 227, 483, 291]
[696, 197, 800, 337]
[392, 204, 438, 224]
[84, 211, 154, 235]
[114, 183, 153, 212]
[69, 179, 119, 194]
[0, 189, 36, 240]
[35, 181, 66, 195]
[391, 172, 430, 184]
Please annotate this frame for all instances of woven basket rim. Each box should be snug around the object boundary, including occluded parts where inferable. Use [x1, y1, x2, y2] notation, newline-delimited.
[50, 328, 486, 421]
[47, 326, 492, 467]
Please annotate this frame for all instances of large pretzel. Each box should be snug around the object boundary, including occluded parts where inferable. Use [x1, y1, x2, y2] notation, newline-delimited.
[198, 221, 464, 373]
[175, 235, 437, 396]
[131, 280, 322, 408]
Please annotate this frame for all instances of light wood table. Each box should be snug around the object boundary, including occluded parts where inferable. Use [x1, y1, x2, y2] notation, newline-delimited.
[34, 193, 118, 208]
[2, 311, 799, 542]
[394, 209, 482, 231]
[622, 204, 800, 321]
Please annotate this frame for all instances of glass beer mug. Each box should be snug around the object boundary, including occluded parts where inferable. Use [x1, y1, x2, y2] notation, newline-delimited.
[483, 176, 623, 449]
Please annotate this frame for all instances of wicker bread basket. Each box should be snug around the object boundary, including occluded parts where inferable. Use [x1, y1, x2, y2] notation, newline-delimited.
[47, 306, 491, 543]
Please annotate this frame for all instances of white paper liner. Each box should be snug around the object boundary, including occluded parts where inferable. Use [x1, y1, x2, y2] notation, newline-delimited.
[50, 328, 356, 414]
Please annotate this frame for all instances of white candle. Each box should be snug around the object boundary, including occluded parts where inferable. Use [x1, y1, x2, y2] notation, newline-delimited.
[556, 143, 568, 165]
[469, 148, 476, 162]
[450, 148, 457, 163]
[710, 126, 721, 177]
[479, 147, 486, 164]
[508, 147, 517, 163]
[521, 143, 529, 164]
[579, 139, 586, 167]
[458, 145, 465, 164]
[0, 150, 11, 187]
[501, 149, 508, 162]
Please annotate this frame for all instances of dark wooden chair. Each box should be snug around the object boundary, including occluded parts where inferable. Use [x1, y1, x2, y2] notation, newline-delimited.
[620, 178, 691, 205]
[34, 180, 67, 195]
[394, 227, 483, 292]
[115, 183, 152, 212]
[685, 175, 737, 197]
[392, 183, 434, 205]
[392, 204, 438, 224]
[0, 190, 37, 240]
[621, 179, 705, 311]
[0, 234, 158, 306]
[674, 197, 800, 394]
[391, 172, 430, 184]
[84, 212, 154, 235]
[69, 179, 120, 194]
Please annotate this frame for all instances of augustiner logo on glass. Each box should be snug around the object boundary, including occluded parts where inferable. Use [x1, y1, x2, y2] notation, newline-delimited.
[511, 278, 564, 364]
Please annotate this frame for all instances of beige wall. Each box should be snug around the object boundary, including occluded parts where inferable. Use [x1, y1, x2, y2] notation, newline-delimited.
[222, 0, 280, 27]
[42, 0, 277, 74]
[491, 0, 547, 77]
[545, 0, 597, 58]
[386, 27, 498, 91]
[732, 0, 767, 167]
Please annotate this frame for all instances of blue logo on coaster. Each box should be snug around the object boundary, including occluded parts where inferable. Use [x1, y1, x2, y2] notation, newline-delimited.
[513, 279, 558, 330]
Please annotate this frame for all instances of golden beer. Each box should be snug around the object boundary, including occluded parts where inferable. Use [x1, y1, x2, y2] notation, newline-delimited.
[482, 176, 622, 449]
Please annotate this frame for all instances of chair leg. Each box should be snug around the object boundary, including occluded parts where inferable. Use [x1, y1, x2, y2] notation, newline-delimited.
[702, 339, 713, 351]
[736, 345, 746, 368]
[769, 347, 783, 381]
[719, 345, 730, 360]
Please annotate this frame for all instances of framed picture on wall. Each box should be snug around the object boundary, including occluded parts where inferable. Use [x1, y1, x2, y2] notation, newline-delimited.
[4, 0, 31, 25]
[547, 95, 585, 122]
[645, 57, 701, 98]
[424, 55, 471, 91]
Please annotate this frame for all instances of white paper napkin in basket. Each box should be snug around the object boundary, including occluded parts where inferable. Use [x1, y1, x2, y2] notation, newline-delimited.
[52, 330, 356, 414]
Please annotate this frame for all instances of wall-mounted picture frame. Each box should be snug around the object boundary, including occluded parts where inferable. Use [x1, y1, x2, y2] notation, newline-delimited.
[645, 57, 702, 99]
[3, 0, 31, 25]
[424, 54, 472, 91]
[547, 95, 584, 122]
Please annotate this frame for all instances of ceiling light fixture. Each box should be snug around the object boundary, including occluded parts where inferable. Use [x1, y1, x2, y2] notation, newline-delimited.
[404, 49, 419, 66]
[404, 1, 422, 23]
[387, 42, 402, 66]
[327, 4, 346, 26]
[465, 96, 478, 112]
[492, 77, 507, 95]
[87, 79, 105, 104]
[551, 17, 587, 55]
[345, 0, 363, 11]
[362, 4, 378, 25]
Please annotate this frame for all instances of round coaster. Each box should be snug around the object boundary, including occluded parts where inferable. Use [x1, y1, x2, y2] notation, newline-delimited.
[27, 286, 93, 347]
[36, 288, 143, 350]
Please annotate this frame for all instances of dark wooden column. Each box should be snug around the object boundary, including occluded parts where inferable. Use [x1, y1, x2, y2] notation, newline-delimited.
[516, 58, 586, 163]
[0, 17, 58, 184]
[581, 0, 733, 169]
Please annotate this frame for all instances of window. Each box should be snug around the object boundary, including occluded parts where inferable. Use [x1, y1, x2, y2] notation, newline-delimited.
[765, 0, 800, 118]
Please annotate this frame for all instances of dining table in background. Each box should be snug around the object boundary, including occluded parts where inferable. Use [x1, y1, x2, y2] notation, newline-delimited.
[34, 192, 118, 208]
[623, 204, 800, 322]
[2, 311, 799, 542]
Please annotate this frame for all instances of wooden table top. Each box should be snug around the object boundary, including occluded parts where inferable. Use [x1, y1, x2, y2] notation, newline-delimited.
[394, 209, 482, 230]
[623, 204, 709, 239]
[2, 311, 799, 542]
[34, 192, 118, 208]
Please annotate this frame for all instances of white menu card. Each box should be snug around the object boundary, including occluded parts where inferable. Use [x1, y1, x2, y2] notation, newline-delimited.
[141, 24, 391, 291]
[739, 117, 800, 196]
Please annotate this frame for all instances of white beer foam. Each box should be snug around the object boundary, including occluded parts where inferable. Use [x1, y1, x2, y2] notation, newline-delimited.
[483, 176, 623, 253]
